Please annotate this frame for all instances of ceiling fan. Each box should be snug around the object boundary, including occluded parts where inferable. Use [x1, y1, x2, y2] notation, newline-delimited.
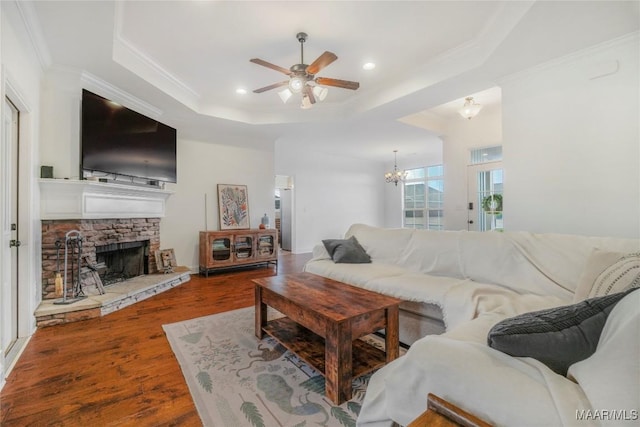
[250, 32, 359, 108]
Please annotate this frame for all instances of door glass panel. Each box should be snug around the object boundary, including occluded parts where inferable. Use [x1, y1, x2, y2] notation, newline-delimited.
[476, 169, 503, 231]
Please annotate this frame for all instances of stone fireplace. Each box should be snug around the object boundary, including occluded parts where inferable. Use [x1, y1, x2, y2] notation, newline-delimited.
[37, 179, 187, 315]
[41, 218, 160, 299]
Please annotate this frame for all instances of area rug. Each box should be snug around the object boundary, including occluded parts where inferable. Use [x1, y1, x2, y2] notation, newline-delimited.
[163, 306, 390, 427]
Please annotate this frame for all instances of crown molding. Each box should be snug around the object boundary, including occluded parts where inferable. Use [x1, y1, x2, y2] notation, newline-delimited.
[80, 70, 163, 119]
[13, 0, 52, 71]
[111, 1, 200, 113]
[497, 31, 639, 86]
[349, 1, 534, 116]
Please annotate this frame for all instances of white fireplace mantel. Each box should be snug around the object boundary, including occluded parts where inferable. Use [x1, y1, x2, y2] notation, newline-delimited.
[39, 179, 173, 220]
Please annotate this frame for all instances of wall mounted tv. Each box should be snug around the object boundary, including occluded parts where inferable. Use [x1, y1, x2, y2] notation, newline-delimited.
[81, 89, 177, 183]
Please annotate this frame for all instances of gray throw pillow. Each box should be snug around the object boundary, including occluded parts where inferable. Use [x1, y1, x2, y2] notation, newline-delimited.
[322, 236, 371, 264]
[487, 288, 637, 376]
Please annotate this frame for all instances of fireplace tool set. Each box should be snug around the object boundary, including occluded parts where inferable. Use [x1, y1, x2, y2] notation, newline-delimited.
[54, 230, 88, 305]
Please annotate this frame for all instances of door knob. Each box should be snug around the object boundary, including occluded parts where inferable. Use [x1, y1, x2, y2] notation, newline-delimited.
[9, 239, 21, 247]
[468, 220, 474, 224]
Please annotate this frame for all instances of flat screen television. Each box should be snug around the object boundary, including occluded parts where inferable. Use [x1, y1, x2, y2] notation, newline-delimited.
[81, 89, 177, 183]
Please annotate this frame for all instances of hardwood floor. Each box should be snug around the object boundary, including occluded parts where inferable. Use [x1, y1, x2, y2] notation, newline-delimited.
[1, 251, 312, 427]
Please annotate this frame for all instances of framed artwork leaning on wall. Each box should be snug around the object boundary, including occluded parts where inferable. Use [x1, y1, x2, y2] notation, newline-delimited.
[217, 184, 250, 230]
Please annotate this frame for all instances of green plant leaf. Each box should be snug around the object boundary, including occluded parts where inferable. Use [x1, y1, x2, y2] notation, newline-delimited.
[347, 401, 361, 416]
[331, 406, 356, 427]
[196, 371, 213, 393]
[240, 401, 265, 427]
[299, 376, 325, 395]
[180, 331, 203, 344]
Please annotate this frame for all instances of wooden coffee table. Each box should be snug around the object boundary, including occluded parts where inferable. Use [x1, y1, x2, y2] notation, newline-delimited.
[253, 272, 401, 404]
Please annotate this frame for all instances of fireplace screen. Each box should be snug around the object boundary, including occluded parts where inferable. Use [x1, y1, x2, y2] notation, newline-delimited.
[95, 240, 149, 285]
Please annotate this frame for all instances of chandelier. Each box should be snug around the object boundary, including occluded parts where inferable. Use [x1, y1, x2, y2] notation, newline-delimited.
[384, 150, 408, 186]
[458, 96, 483, 120]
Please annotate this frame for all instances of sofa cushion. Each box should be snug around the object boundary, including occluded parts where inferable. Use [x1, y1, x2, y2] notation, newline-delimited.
[344, 223, 414, 263]
[573, 250, 639, 302]
[322, 236, 371, 264]
[487, 288, 635, 376]
[458, 231, 596, 301]
[397, 229, 464, 277]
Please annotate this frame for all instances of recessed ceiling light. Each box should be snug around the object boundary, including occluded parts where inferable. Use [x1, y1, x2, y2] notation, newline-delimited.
[363, 62, 376, 71]
[236, 88, 247, 95]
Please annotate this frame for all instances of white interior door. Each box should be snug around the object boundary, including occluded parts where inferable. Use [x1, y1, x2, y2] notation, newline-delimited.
[1, 97, 20, 360]
[467, 162, 503, 231]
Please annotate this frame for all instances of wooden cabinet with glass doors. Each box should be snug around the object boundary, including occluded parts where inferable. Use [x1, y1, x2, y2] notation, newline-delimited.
[199, 229, 278, 276]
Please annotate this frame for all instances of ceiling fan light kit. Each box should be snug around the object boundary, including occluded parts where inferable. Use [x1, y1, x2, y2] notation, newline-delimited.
[288, 74, 306, 93]
[301, 95, 313, 109]
[278, 88, 293, 103]
[251, 32, 360, 109]
[312, 85, 328, 101]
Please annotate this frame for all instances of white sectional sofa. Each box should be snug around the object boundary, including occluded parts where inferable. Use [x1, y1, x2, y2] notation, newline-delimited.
[304, 224, 640, 426]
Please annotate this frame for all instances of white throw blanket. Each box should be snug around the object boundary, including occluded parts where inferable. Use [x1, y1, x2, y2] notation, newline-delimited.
[305, 225, 640, 426]
[354, 277, 572, 426]
[357, 335, 597, 427]
[358, 289, 640, 427]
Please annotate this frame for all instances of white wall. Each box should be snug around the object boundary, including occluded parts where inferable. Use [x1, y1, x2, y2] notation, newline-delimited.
[39, 69, 82, 179]
[275, 141, 384, 253]
[161, 139, 275, 271]
[501, 34, 639, 238]
[38, 69, 277, 272]
[1, 1, 45, 385]
[441, 107, 502, 230]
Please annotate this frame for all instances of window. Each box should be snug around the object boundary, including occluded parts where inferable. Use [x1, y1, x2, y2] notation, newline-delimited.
[470, 146, 502, 164]
[403, 165, 443, 230]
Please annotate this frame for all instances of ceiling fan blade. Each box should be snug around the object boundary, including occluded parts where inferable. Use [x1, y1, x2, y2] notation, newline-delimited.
[250, 58, 291, 75]
[306, 51, 338, 75]
[253, 81, 289, 93]
[305, 85, 316, 104]
[315, 77, 360, 90]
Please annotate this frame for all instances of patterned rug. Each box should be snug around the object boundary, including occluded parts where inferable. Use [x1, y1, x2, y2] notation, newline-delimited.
[163, 306, 389, 427]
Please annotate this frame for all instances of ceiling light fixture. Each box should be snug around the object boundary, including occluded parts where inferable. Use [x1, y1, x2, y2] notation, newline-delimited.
[251, 32, 359, 110]
[384, 150, 408, 186]
[288, 75, 306, 93]
[312, 85, 328, 101]
[301, 94, 313, 109]
[459, 96, 483, 120]
[363, 62, 376, 70]
[278, 88, 293, 103]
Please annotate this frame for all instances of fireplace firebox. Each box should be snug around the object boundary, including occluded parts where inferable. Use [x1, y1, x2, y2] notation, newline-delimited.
[95, 240, 150, 285]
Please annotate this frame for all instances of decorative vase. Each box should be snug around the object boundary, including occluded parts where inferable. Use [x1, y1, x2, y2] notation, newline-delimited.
[261, 213, 270, 229]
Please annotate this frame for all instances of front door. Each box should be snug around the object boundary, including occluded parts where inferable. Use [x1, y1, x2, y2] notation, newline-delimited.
[467, 162, 503, 231]
[1, 97, 20, 361]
